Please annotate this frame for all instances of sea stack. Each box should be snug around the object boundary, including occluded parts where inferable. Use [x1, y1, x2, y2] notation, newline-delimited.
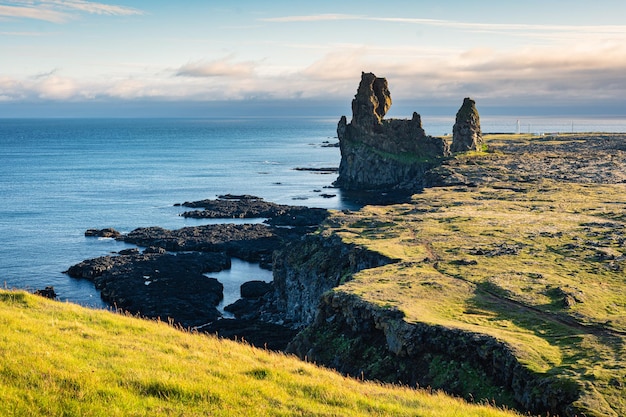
[451, 97, 482, 153]
[335, 72, 449, 191]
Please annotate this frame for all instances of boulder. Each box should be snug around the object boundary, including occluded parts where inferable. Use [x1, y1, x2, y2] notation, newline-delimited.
[85, 228, 121, 238]
[33, 286, 57, 299]
[451, 97, 483, 153]
[224, 298, 263, 319]
[241, 280, 272, 299]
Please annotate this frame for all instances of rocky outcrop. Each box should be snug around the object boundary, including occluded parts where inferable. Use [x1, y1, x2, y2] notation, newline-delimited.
[69, 198, 332, 345]
[451, 97, 482, 153]
[120, 224, 281, 266]
[334, 72, 450, 191]
[288, 291, 582, 416]
[33, 286, 57, 299]
[240, 280, 272, 299]
[270, 233, 394, 328]
[66, 250, 230, 327]
[85, 228, 122, 238]
[179, 195, 329, 229]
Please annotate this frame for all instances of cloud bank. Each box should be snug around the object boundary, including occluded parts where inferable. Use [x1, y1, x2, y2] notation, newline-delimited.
[3, 41, 626, 111]
[3, 10, 626, 115]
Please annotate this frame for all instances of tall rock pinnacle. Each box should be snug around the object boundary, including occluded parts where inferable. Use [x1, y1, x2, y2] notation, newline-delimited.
[351, 72, 392, 128]
[451, 97, 483, 153]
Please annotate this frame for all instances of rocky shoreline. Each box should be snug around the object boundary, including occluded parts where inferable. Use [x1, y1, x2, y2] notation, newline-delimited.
[67, 195, 331, 349]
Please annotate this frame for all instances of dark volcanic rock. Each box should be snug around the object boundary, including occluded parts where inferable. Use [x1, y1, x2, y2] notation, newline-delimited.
[181, 196, 284, 218]
[85, 228, 121, 238]
[224, 298, 263, 319]
[200, 319, 298, 351]
[240, 280, 272, 299]
[180, 195, 329, 224]
[451, 97, 482, 153]
[179, 197, 330, 238]
[67, 251, 230, 327]
[335, 72, 450, 192]
[120, 223, 281, 265]
[33, 286, 57, 299]
[271, 233, 395, 328]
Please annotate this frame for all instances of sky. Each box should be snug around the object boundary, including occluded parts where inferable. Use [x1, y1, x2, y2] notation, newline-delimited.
[1, 0, 626, 117]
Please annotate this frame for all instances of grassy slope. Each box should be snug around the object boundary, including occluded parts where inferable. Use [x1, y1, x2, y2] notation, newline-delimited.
[324, 135, 626, 416]
[0, 290, 520, 417]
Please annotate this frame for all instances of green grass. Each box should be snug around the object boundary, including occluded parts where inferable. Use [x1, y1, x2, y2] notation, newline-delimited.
[0, 290, 522, 417]
[325, 179, 626, 416]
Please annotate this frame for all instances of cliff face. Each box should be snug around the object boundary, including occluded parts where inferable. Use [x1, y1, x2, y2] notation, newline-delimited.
[273, 236, 579, 414]
[271, 233, 393, 328]
[335, 72, 450, 191]
[288, 291, 581, 416]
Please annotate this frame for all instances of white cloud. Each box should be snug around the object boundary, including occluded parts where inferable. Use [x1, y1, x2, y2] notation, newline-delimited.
[293, 42, 626, 105]
[176, 56, 256, 78]
[36, 74, 78, 99]
[0, 0, 143, 23]
[3, 40, 626, 110]
[0, 4, 69, 23]
[262, 14, 626, 44]
[43, 0, 143, 16]
[260, 13, 363, 23]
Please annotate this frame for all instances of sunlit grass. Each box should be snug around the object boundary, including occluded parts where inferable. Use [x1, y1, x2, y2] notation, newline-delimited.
[0, 290, 521, 417]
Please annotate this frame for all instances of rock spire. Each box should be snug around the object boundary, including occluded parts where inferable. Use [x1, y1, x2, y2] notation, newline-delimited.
[451, 97, 483, 153]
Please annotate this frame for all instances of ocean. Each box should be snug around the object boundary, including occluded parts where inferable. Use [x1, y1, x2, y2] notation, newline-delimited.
[2, 116, 626, 310]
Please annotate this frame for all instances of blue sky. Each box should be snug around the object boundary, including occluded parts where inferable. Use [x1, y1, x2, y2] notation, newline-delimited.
[2, 0, 626, 117]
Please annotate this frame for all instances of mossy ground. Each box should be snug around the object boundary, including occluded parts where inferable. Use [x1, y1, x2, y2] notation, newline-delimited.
[323, 134, 626, 416]
[0, 290, 521, 416]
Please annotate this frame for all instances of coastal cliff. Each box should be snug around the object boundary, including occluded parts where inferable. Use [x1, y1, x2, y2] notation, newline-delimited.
[271, 229, 576, 413]
[288, 291, 580, 416]
[271, 233, 393, 328]
[276, 236, 577, 413]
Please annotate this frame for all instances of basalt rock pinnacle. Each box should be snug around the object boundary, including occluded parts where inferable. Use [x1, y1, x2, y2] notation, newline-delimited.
[335, 72, 450, 191]
[451, 97, 483, 153]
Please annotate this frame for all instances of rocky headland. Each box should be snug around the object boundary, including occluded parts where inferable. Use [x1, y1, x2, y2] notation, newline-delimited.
[283, 133, 626, 417]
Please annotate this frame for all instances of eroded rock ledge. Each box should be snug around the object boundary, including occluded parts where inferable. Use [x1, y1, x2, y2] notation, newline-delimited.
[287, 291, 579, 416]
[66, 251, 229, 327]
[269, 233, 395, 328]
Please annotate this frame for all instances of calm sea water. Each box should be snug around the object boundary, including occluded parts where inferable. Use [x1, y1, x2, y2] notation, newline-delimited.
[1, 116, 625, 309]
